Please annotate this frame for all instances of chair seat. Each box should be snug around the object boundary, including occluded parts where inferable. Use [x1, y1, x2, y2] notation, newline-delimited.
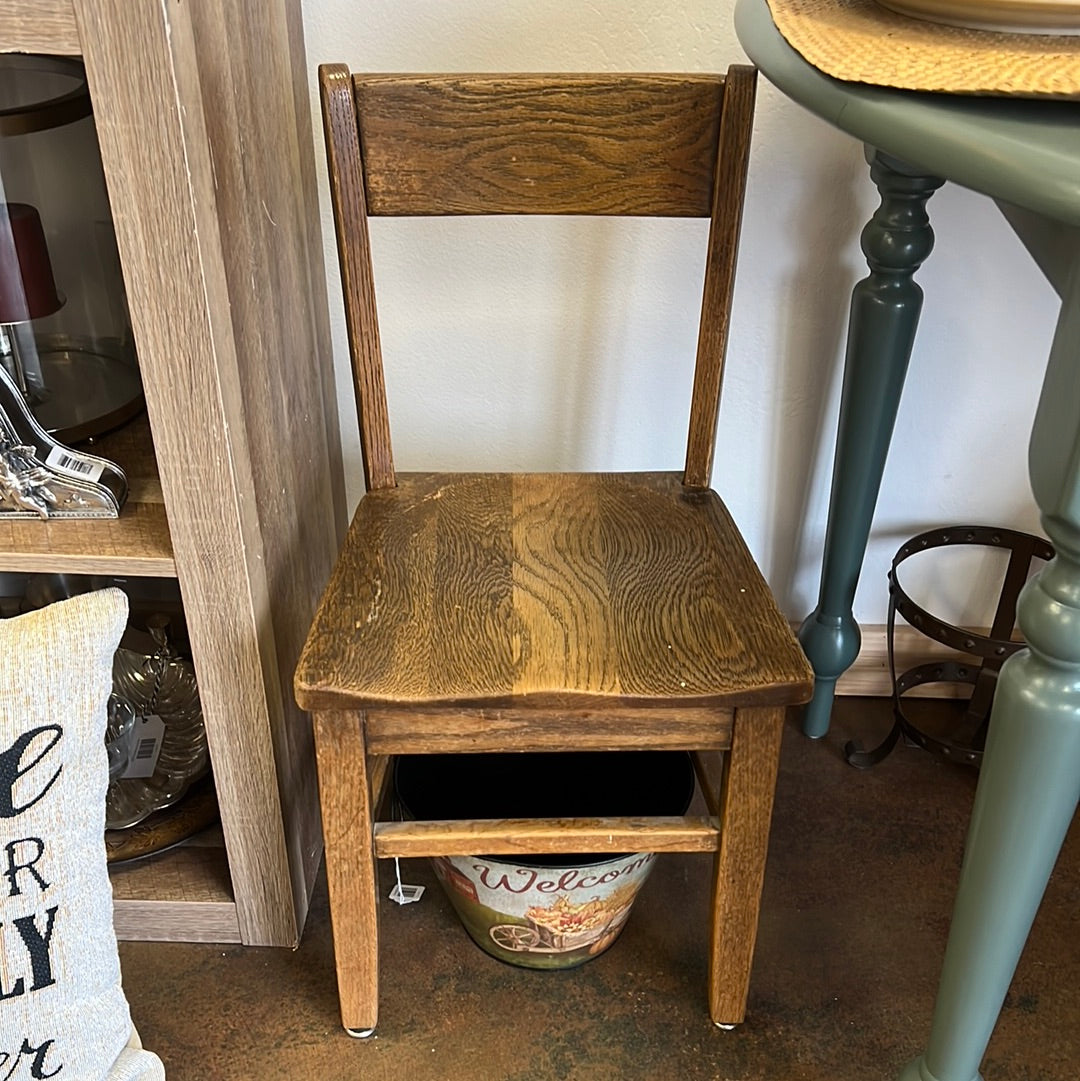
[296, 470, 812, 711]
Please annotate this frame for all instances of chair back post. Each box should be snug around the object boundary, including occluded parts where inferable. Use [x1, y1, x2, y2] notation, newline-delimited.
[683, 65, 757, 490]
[319, 63, 396, 491]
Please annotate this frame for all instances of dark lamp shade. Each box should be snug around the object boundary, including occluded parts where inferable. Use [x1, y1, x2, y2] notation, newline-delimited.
[0, 201, 64, 323]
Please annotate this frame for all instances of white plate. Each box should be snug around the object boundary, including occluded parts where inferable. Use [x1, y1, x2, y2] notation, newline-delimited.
[876, 0, 1080, 34]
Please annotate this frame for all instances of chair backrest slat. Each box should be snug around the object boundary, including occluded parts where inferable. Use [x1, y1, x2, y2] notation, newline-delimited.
[320, 66, 757, 492]
[354, 74, 725, 217]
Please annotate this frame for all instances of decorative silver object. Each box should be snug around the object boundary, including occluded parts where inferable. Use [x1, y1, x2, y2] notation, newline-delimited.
[0, 359, 126, 517]
[107, 615, 209, 830]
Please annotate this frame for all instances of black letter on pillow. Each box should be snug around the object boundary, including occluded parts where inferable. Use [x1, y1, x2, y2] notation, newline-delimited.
[12, 906, 58, 991]
[21, 1037, 63, 1079]
[3, 838, 49, 897]
[0, 726, 63, 818]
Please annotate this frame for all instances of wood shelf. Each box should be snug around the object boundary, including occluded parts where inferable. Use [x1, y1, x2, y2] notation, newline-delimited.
[0, 0, 79, 54]
[0, 413, 174, 576]
[111, 829, 241, 943]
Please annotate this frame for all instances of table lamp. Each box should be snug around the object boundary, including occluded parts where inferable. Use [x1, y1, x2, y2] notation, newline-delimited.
[0, 53, 143, 441]
[0, 200, 64, 399]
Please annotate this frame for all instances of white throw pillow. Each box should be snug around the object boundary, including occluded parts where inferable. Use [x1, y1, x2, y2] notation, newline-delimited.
[0, 588, 165, 1081]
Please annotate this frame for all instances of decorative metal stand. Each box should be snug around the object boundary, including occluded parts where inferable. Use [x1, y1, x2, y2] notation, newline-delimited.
[845, 525, 1054, 769]
[0, 359, 126, 517]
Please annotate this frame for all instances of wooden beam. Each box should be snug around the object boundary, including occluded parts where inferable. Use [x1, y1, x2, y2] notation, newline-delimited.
[374, 815, 721, 858]
[367, 706, 732, 754]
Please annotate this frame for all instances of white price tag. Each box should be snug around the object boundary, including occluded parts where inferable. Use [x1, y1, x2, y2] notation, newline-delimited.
[45, 446, 105, 484]
[388, 858, 425, 905]
[389, 882, 425, 905]
[121, 714, 165, 779]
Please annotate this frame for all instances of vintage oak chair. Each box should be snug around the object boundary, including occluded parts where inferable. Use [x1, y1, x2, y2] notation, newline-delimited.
[295, 64, 813, 1036]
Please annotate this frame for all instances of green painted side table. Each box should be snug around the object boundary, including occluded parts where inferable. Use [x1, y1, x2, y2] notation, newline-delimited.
[736, 1, 1080, 1079]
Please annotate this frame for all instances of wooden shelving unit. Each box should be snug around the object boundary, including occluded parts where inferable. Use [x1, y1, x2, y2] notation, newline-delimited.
[0, 0, 344, 945]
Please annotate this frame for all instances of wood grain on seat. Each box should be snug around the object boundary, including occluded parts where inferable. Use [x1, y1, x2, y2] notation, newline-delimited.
[295, 471, 812, 711]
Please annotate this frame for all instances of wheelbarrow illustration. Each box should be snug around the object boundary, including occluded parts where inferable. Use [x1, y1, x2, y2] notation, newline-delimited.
[489, 899, 633, 955]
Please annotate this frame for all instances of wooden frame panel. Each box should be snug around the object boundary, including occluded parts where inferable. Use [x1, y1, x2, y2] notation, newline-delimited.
[113, 902, 241, 944]
[366, 706, 733, 754]
[76, 0, 294, 946]
[374, 816, 721, 858]
[354, 73, 725, 217]
[186, 0, 345, 937]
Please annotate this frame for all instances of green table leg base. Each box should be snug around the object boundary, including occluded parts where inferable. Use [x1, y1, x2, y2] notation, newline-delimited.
[797, 610, 860, 738]
[898, 1058, 982, 1081]
[800, 678, 838, 739]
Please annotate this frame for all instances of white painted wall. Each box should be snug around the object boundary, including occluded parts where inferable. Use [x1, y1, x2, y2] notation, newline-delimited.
[300, 0, 1059, 627]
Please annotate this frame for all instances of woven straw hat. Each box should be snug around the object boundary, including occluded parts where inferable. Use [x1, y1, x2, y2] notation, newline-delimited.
[764, 0, 1080, 96]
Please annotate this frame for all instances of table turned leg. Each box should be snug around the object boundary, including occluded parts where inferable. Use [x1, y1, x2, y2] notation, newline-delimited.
[899, 260, 1080, 1081]
[799, 150, 943, 738]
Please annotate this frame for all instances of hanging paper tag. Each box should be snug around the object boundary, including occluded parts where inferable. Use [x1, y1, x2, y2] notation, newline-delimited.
[388, 857, 425, 905]
[389, 882, 425, 904]
[121, 714, 165, 779]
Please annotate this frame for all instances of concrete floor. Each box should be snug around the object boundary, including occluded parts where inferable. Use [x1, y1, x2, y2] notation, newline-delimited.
[118, 697, 1079, 1081]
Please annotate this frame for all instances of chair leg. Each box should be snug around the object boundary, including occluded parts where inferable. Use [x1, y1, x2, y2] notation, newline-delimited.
[312, 709, 380, 1036]
[707, 705, 785, 1027]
